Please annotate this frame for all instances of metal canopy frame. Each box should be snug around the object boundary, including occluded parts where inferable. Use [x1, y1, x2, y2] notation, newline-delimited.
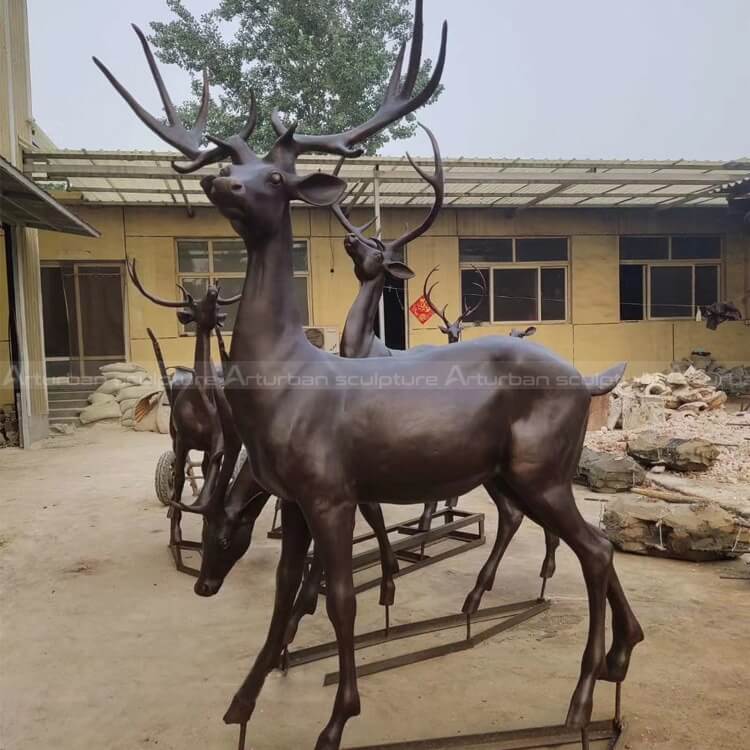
[23, 149, 750, 212]
[0, 154, 99, 236]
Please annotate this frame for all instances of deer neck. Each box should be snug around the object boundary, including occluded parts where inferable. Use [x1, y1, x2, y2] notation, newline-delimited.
[341, 275, 385, 358]
[193, 326, 214, 382]
[231, 207, 308, 364]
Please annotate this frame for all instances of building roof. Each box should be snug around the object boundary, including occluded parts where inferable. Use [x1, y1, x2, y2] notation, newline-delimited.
[23, 149, 750, 212]
[0, 155, 100, 236]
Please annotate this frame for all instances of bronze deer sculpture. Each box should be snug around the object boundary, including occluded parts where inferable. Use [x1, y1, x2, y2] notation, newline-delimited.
[334, 126, 458, 531]
[97, 3, 643, 748]
[127, 259, 240, 572]
[419, 266, 561, 593]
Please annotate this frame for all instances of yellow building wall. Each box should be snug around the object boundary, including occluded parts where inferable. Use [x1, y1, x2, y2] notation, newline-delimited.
[0, 228, 12, 405]
[35, 203, 750, 380]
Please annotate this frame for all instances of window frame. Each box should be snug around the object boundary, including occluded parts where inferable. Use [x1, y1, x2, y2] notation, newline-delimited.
[175, 237, 311, 334]
[459, 237, 569, 324]
[618, 235, 722, 321]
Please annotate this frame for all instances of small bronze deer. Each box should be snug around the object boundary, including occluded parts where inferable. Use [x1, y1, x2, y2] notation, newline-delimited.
[127, 259, 241, 572]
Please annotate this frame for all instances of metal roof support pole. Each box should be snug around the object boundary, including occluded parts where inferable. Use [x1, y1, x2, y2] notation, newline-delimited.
[373, 165, 386, 339]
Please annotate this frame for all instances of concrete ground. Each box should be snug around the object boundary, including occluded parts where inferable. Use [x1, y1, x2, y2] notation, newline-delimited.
[1, 424, 748, 750]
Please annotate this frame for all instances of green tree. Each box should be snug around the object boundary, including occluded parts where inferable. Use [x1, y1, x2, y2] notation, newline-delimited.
[150, 0, 442, 154]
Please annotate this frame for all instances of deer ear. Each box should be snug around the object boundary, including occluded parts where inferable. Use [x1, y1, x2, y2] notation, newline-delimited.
[384, 260, 415, 280]
[524, 326, 537, 337]
[288, 172, 346, 207]
[177, 310, 194, 325]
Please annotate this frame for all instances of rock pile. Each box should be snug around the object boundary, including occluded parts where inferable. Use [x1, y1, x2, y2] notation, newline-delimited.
[612, 367, 728, 424]
[577, 447, 645, 493]
[79, 362, 167, 433]
[672, 355, 750, 398]
[603, 496, 749, 562]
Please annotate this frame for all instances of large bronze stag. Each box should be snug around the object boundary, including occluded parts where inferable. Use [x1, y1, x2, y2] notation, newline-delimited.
[97, 3, 643, 749]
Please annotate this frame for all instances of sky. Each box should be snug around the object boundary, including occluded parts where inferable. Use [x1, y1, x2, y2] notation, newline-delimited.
[27, 0, 750, 161]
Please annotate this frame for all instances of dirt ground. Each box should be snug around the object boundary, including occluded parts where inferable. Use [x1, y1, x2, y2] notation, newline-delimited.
[1, 424, 748, 750]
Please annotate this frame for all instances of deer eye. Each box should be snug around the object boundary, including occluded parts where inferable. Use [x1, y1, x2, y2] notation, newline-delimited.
[269, 172, 283, 186]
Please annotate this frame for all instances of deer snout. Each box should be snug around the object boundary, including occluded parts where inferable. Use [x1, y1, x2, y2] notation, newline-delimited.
[211, 176, 245, 196]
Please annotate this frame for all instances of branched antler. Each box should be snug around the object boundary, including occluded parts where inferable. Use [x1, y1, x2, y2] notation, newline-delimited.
[332, 123, 443, 253]
[127, 259, 192, 308]
[270, 0, 447, 163]
[94, 25, 257, 173]
[456, 266, 488, 326]
[422, 266, 452, 330]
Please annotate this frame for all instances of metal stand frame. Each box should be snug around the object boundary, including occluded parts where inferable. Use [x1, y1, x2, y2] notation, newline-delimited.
[169, 458, 204, 578]
[267, 497, 283, 539]
[313, 509, 485, 598]
[168, 508, 201, 578]
[323, 598, 550, 685]
[237, 677, 623, 750]
[286, 598, 550, 676]
[341, 683, 624, 750]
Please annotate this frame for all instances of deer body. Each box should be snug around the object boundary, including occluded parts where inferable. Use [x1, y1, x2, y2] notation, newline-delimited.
[99, 5, 643, 748]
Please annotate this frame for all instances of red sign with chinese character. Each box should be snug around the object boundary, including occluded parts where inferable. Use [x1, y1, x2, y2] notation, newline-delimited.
[409, 295, 434, 325]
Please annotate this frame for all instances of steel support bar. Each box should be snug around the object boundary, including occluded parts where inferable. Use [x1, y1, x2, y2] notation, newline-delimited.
[343, 719, 620, 750]
[288, 599, 544, 669]
[314, 510, 486, 597]
[324, 600, 551, 685]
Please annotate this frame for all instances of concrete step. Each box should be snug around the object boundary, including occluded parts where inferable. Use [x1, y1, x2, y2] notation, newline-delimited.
[48, 382, 99, 392]
[48, 406, 86, 419]
[49, 415, 81, 427]
[47, 393, 90, 404]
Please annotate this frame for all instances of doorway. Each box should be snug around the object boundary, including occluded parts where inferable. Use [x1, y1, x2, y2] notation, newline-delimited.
[373, 245, 408, 350]
[41, 262, 127, 378]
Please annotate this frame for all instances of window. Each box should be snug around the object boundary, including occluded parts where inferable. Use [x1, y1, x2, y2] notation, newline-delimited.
[177, 238, 310, 332]
[459, 237, 568, 323]
[618, 236, 720, 320]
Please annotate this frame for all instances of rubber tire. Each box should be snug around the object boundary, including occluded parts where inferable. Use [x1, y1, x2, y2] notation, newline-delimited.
[155, 450, 177, 506]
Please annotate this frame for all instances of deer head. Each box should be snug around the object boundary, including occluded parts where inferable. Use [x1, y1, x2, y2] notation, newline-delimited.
[423, 266, 488, 343]
[332, 122, 443, 284]
[509, 326, 537, 339]
[95, 2, 447, 241]
[126, 258, 239, 332]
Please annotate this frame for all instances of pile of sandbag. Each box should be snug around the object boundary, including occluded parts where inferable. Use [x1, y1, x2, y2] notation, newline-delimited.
[79, 363, 168, 433]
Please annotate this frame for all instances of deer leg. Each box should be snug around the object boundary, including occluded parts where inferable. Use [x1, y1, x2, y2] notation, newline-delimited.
[358, 503, 398, 607]
[505, 478, 612, 730]
[223, 500, 311, 727]
[540, 529, 561, 581]
[418, 501, 437, 532]
[307, 500, 360, 750]
[168, 439, 189, 553]
[462, 481, 523, 615]
[283, 551, 323, 650]
[601, 545, 644, 683]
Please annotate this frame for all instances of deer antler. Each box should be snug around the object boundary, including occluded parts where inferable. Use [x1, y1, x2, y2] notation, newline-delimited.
[422, 266, 452, 329]
[455, 266, 488, 326]
[270, 0, 447, 161]
[389, 123, 444, 251]
[94, 25, 258, 173]
[127, 259, 192, 308]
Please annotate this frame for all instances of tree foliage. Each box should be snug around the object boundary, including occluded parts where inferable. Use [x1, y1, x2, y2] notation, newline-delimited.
[150, 0, 442, 154]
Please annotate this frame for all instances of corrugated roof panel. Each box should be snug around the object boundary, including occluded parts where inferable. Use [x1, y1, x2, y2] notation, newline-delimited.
[562, 183, 620, 195]
[609, 183, 667, 195]
[579, 196, 629, 206]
